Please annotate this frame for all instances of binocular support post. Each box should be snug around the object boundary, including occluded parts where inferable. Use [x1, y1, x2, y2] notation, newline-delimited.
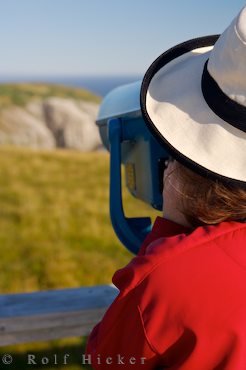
[108, 118, 152, 254]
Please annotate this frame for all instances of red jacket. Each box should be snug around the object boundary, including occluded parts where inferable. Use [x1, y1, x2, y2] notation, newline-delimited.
[86, 216, 246, 369]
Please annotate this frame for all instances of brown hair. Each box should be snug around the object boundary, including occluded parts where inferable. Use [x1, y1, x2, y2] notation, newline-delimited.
[173, 162, 246, 228]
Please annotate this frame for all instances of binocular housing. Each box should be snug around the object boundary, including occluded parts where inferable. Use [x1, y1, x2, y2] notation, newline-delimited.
[97, 80, 169, 212]
[96, 81, 169, 254]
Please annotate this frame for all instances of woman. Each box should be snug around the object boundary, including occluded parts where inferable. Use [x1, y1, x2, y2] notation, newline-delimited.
[86, 6, 246, 369]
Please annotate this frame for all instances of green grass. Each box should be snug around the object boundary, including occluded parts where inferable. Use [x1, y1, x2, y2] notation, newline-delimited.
[0, 83, 101, 109]
[0, 147, 160, 369]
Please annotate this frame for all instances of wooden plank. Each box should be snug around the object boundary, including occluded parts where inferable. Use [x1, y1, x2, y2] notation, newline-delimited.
[0, 285, 119, 346]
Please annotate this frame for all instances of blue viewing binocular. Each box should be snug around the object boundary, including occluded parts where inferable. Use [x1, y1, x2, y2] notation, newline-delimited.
[96, 81, 170, 254]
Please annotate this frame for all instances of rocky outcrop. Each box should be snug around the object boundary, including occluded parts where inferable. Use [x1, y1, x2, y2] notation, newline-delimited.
[0, 97, 102, 151]
[42, 98, 101, 151]
[0, 106, 55, 149]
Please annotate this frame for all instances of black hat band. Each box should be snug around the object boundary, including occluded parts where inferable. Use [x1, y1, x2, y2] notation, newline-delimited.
[202, 60, 246, 132]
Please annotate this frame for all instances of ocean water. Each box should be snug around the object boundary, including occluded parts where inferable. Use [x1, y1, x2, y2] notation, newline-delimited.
[0, 75, 142, 97]
[54, 75, 142, 97]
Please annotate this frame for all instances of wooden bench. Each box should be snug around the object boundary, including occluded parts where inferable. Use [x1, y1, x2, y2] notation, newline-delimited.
[0, 285, 118, 346]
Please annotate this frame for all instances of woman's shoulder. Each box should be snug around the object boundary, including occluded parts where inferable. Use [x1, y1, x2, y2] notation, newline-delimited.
[112, 217, 246, 295]
[145, 218, 246, 260]
[138, 220, 246, 357]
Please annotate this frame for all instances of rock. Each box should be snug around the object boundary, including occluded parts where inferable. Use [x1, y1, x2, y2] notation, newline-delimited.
[0, 107, 55, 149]
[42, 97, 101, 151]
[0, 97, 102, 151]
[26, 100, 46, 124]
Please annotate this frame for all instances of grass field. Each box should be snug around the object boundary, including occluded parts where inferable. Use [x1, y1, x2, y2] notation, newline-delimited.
[0, 147, 160, 369]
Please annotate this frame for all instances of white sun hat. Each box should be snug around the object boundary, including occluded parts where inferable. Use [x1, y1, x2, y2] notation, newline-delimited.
[140, 6, 246, 187]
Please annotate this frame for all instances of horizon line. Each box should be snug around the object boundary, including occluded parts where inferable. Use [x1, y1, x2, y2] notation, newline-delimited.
[0, 73, 143, 79]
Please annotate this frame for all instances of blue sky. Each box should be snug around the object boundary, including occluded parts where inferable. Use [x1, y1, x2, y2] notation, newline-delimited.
[0, 0, 245, 77]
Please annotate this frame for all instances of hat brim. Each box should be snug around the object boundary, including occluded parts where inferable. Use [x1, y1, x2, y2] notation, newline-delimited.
[140, 36, 246, 187]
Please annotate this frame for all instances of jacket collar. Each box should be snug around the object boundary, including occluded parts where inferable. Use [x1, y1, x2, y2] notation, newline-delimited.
[138, 217, 191, 256]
